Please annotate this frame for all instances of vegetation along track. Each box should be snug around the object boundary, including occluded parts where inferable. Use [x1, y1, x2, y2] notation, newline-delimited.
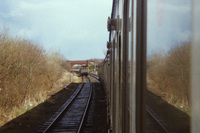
[38, 77, 93, 133]
[146, 105, 171, 133]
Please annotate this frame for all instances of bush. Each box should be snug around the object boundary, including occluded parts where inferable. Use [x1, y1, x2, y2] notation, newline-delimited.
[0, 31, 70, 122]
[147, 42, 191, 110]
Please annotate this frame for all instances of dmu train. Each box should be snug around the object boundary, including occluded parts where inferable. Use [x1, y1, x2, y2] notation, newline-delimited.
[98, 0, 200, 133]
[79, 65, 89, 76]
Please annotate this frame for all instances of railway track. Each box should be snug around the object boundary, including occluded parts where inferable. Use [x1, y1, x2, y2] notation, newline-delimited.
[88, 73, 99, 81]
[146, 105, 171, 133]
[38, 77, 93, 133]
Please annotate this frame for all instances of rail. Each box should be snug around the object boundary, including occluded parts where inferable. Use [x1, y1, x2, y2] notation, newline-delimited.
[89, 73, 99, 81]
[40, 83, 84, 133]
[146, 105, 170, 133]
[39, 76, 93, 133]
[77, 77, 93, 132]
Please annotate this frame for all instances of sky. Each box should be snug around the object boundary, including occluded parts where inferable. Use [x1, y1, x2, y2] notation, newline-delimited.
[0, 0, 191, 60]
[147, 0, 191, 54]
[0, 0, 112, 60]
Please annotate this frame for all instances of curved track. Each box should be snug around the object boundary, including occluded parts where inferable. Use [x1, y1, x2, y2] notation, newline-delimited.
[38, 77, 93, 133]
[89, 73, 99, 81]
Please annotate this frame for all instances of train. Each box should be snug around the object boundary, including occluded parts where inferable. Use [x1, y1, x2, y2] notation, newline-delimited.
[98, 0, 200, 133]
[79, 65, 89, 76]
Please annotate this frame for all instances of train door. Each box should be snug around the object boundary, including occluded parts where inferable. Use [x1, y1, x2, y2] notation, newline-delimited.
[128, 0, 137, 132]
[127, 0, 147, 132]
[109, 40, 113, 128]
[112, 32, 122, 133]
[112, 38, 116, 132]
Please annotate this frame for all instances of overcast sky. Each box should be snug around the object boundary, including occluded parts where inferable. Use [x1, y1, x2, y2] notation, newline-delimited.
[147, 0, 191, 54]
[0, 0, 191, 60]
[0, 0, 112, 60]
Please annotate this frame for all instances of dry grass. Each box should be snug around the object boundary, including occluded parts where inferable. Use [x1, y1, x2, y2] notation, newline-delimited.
[147, 42, 191, 112]
[0, 30, 70, 126]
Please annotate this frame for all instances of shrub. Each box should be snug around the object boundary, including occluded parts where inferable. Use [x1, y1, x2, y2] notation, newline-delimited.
[0, 31, 70, 123]
[147, 42, 191, 110]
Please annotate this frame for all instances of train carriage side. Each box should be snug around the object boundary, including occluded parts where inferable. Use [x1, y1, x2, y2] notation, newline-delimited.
[104, 0, 147, 132]
[98, 0, 200, 133]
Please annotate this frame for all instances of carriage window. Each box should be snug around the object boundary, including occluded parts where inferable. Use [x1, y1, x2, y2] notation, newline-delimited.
[147, 0, 191, 132]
